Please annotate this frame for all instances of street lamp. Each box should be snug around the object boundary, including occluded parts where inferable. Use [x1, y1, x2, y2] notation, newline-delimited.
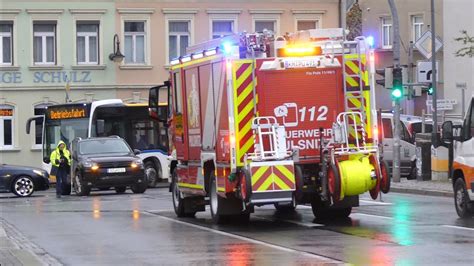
[109, 34, 124, 63]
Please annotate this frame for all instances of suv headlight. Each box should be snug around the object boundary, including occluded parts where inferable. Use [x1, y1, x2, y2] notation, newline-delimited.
[131, 160, 143, 168]
[83, 160, 93, 167]
[83, 160, 98, 170]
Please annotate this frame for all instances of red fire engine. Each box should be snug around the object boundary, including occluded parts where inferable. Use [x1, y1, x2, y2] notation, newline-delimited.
[149, 28, 390, 223]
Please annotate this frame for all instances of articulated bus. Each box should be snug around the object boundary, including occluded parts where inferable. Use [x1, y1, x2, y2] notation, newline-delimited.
[26, 98, 170, 191]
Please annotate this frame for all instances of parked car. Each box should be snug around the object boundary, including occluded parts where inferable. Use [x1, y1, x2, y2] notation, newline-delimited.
[70, 136, 147, 196]
[381, 113, 433, 179]
[0, 164, 49, 197]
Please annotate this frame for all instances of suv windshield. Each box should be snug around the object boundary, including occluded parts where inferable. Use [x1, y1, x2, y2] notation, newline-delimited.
[79, 139, 131, 155]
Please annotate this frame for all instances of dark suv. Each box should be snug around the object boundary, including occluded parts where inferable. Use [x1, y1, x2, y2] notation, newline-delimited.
[71, 137, 147, 196]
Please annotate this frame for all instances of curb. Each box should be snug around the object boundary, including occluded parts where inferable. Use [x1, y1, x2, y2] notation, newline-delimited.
[0, 218, 62, 266]
[391, 187, 453, 198]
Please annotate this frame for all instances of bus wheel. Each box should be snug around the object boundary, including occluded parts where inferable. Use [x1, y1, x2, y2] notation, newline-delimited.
[145, 161, 159, 188]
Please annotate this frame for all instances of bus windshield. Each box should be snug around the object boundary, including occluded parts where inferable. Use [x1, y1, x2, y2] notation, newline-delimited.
[93, 105, 168, 152]
[43, 118, 89, 160]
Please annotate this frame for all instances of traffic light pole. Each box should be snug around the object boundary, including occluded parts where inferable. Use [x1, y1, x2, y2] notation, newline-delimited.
[388, 0, 401, 182]
[431, 0, 438, 147]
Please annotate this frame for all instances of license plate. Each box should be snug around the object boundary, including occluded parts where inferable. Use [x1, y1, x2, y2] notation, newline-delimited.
[107, 168, 126, 173]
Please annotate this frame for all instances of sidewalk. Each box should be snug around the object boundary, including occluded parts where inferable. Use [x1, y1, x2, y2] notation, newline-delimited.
[390, 178, 453, 197]
[0, 219, 61, 266]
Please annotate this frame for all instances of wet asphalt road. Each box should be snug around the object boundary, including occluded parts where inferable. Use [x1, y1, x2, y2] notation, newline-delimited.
[1, 185, 473, 265]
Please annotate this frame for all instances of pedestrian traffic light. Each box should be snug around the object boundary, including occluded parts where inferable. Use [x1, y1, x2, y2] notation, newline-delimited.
[392, 67, 403, 100]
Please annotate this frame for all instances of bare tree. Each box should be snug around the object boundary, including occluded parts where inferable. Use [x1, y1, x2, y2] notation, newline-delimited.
[454, 30, 474, 57]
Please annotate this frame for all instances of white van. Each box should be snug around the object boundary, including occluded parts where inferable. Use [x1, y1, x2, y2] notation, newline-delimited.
[381, 113, 433, 178]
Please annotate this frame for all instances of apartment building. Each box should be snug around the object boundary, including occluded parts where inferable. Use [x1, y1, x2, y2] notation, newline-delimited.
[0, 0, 340, 167]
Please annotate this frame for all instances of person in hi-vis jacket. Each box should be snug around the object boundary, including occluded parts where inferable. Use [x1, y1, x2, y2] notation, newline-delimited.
[50, 140, 71, 198]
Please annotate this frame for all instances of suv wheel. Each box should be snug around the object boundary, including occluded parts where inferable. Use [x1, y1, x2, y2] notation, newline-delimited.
[115, 186, 126, 193]
[131, 181, 147, 194]
[73, 172, 90, 196]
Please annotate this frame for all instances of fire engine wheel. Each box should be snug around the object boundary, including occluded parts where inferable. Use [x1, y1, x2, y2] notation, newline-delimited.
[311, 198, 352, 219]
[239, 169, 252, 202]
[454, 178, 474, 218]
[369, 155, 381, 200]
[210, 174, 229, 224]
[327, 162, 341, 202]
[274, 194, 297, 212]
[172, 170, 196, 218]
[380, 160, 391, 194]
[294, 165, 304, 202]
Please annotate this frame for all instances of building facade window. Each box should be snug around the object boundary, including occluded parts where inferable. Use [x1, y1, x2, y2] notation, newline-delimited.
[412, 15, 424, 42]
[168, 21, 189, 61]
[33, 23, 56, 65]
[124, 21, 146, 64]
[77, 22, 99, 65]
[381, 17, 392, 49]
[212, 20, 234, 39]
[0, 22, 13, 65]
[0, 106, 14, 149]
[255, 20, 275, 33]
[296, 20, 319, 31]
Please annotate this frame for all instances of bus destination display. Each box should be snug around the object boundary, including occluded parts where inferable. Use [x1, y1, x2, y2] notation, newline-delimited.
[46, 105, 90, 120]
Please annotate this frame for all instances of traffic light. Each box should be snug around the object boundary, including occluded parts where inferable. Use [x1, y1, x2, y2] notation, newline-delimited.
[421, 83, 434, 95]
[427, 83, 434, 95]
[392, 67, 403, 100]
[376, 67, 393, 88]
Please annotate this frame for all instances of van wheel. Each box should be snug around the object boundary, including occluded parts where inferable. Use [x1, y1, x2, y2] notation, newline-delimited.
[454, 178, 473, 218]
[408, 161, 417, 180]
[209, 173, 228, 224]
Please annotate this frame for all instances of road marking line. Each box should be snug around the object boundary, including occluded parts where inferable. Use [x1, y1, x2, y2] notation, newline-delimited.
[144, 211, 344, 264]
[352, 213, 393, 220]
[441, 225, 474, 232]
[253, 216, 324, 227]
[359, 200, 392, 206]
